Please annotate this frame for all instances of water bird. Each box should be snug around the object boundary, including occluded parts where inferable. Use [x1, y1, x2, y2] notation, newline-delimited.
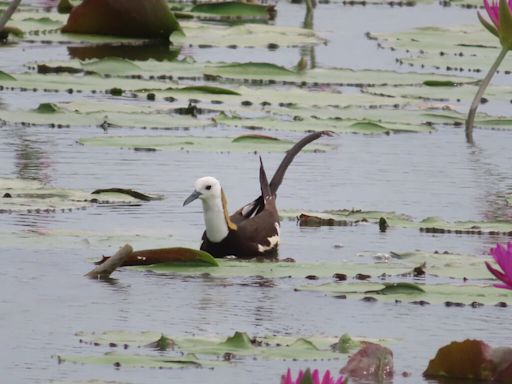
[183, 131, 331, 259]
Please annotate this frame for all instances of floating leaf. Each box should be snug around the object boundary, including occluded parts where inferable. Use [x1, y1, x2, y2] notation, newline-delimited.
[300, 282, 512, 305]
[91, 188, 161, 201]
[78, 135, 334, 152]
[35, 103, 60, 113]
[422, 80, 458, 87]
[219, 331, 254, 350]
[335, 334, 360, 353]
[190, 2, 272, 18]
[366, 282, 426, 295]
[80, 57, 141, 75]
[108, 247, 219, 266]
[176, 85, 240, 95]
[0, 71, 16, 80]
[55, 351, 205, 368]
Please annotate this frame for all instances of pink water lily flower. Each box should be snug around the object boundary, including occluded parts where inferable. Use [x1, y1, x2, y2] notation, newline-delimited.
[467, 0, 512, 140]
[478, 0, 512, 48]
[281, 368, 347, 384]
[485, 242, 512, 290]
[483, 0, 512, 28]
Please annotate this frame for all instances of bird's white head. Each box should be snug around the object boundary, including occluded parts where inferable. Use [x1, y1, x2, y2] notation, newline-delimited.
[183, 176, 235, 243]
[183, 176, 222, 207]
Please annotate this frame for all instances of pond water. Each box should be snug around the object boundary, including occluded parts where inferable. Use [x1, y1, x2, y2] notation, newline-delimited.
[2, 0, 512, 383]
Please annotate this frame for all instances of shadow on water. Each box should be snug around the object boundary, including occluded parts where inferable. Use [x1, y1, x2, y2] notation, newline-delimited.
[67, 43, 181, 62]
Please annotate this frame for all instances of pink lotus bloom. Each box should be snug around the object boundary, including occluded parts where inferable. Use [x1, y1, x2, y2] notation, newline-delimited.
[483, 0, 504, 27]
[281, 368, 347, 384]
[478, 0, 512, 47]
[485, 242, 512, 290]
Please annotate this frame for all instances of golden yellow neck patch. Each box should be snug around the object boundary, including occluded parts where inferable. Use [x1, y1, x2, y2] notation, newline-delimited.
[221, 189, 237, 231]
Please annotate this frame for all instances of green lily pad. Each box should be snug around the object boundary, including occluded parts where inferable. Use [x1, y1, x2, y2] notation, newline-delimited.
[299, 282, 512, 305]
[281, 209, 512, 235]
[371, 24, 512, 73]
[80, 57, 142, 75]
[280, 209, 415, 227]
[172, 21, 323, 48]
[216, 115, 433, 134]
[0, 178, 156, 213]
[175, 85, 240, 95]
[135, 250, 493, 280]
[75, 330, 348, 361]
[77, 135, 334, 152]
[0, 71, 16, 80]
[366, 282, 426, 294]
[190, 2, 272, 18]
[55, 351, 206, 368]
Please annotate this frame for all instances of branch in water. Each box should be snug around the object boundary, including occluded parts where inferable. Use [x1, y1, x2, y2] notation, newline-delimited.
[85, 244, 133, 279]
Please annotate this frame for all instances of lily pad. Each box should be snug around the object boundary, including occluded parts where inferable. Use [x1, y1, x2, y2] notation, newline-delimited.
[371, 24, 512, 73]
[55, 351, 205, 368]
[100, 247, 219, 266]
[281, 209, 512, 235]
[299, 281, 512, 305]
[190, 2, 273, 19]
[136, 250, 494, 280]
[75, 331, 348, 361]
[77, 135, 334, 152]
[0, 178, 156, 213]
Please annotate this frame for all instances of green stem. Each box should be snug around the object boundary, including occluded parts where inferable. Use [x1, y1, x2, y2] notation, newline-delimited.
[465, 47, 508, 144]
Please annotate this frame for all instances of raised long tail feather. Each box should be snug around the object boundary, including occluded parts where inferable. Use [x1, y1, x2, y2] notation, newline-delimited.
[269, 131, 332, 196]
[232, 131, 331, 221]
[259, 156, 272, 199]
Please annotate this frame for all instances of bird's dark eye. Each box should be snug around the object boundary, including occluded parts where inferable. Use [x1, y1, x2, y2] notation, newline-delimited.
[205, 185, 212, 191]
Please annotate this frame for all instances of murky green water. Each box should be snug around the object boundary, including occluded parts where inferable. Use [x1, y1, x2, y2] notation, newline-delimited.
[2, 0, 512, 383]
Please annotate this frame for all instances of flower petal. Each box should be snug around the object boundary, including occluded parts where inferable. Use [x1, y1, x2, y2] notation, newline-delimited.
[282, 368, 293, 384]
[321, 370, 333, 384]
[494, 282, 512, 290]
[312, 369, 320, 384]
[479, 11, 500, 36]
[485, 261, 512, 289]
[491, 243, 512, 279]
[484, 0, 501, 27]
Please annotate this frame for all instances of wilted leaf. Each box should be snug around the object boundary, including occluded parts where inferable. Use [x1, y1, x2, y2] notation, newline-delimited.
[99, 247, 219, 267]
[340, 342, 394, 380]
[424, 340, 495, 380]
[61, 0, 181, 39]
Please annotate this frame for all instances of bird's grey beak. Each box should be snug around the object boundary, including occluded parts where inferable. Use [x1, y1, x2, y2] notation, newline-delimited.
[183, 190, 201, 206]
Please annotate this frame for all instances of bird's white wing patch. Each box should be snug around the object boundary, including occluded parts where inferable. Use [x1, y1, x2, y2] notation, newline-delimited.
[257, 222, 280, 253]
